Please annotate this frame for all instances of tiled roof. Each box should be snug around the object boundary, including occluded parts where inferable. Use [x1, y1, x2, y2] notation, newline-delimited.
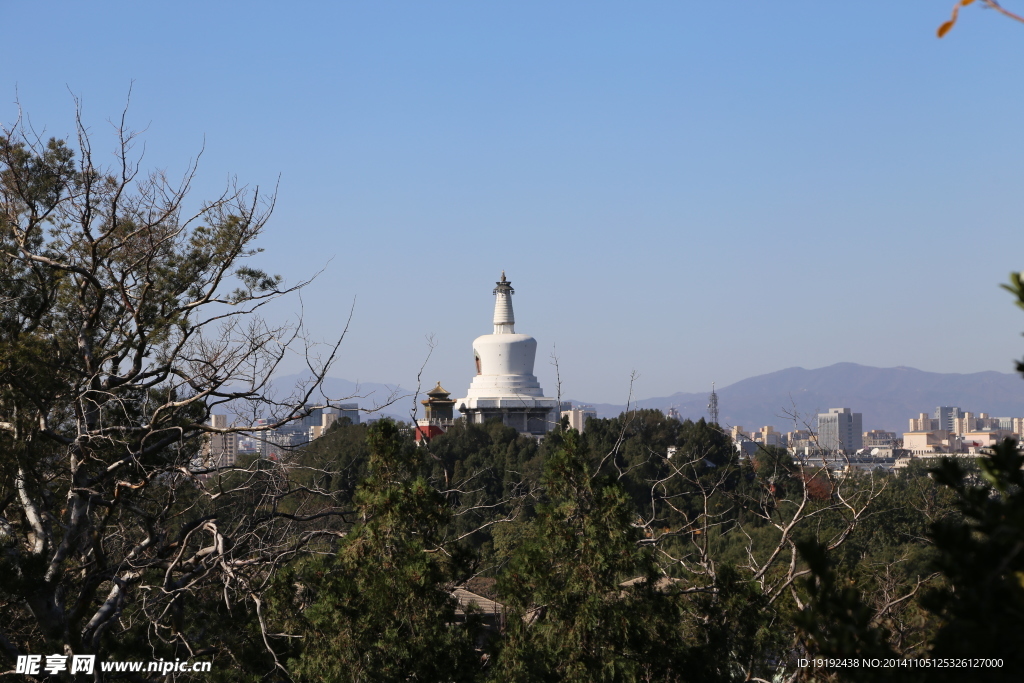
[452, 588, 504, 617]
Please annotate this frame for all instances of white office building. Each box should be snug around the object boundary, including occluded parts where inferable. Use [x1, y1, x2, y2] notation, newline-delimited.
[816, 407, 863, 454]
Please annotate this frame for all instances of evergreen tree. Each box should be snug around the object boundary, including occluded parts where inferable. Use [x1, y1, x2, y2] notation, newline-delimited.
[922, 438, 1024, 678]
[491, 430, 689, 683]
[272, 419, 481, 682]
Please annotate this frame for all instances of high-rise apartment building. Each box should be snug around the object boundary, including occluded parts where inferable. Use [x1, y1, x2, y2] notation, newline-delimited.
[934, 406, 964, 432]
[204, 414, 238, 467]
[816, 408, 863, 453]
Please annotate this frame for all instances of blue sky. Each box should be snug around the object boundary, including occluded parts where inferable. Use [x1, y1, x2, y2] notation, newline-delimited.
[5, 1, 1024, 404]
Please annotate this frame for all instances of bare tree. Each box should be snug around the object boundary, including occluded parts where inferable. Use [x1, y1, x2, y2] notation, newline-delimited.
[0, 102, 359, 676]
[589, 402, 901, 680]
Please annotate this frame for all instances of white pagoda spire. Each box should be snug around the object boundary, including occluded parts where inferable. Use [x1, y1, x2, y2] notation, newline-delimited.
[492, 271, 515, 334]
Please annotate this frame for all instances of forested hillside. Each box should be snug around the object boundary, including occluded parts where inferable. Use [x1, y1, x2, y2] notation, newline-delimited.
[162, 411, 1015, 682]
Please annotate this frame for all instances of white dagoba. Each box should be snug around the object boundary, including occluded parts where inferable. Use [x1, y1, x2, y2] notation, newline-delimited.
[456, 273, 559, 436]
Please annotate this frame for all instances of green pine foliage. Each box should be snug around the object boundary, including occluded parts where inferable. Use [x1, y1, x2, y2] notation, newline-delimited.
[923, 439, 1024, 674]
[424, 420, 543, 553]
[268, 419, 481, 683]
[491, 429, 687, 683]
[284, 418, 373, 517]
[793, 539, 900, 682]
[241, 408, 997, 682]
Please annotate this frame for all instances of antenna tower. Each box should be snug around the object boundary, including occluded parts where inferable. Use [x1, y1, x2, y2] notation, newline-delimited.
[707, 382, 719, 425]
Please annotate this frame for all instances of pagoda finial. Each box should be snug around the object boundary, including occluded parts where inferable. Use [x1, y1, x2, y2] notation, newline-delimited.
[492, 271, 515, 334]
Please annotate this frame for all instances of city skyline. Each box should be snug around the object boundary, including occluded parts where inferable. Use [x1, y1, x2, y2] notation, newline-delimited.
[274, 359, 1024, 437]
[5, 2, 1024, 403]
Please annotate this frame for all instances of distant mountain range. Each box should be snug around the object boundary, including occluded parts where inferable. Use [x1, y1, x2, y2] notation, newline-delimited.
[273, 363, 1024, 434]
[568, 363, 1024, 433]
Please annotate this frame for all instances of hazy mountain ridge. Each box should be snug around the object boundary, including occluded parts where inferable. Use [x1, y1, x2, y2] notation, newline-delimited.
[569, 363, 1024, 433]
[273, 363, 1024, 433]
